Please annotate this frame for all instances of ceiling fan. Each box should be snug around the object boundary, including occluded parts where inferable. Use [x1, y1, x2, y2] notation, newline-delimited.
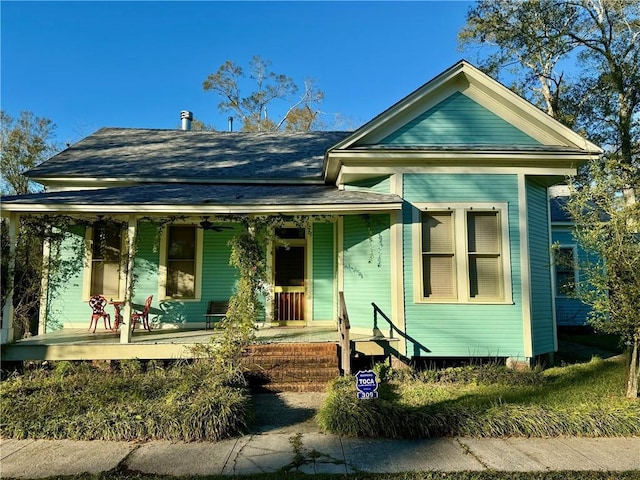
[199, 216, 234, 232]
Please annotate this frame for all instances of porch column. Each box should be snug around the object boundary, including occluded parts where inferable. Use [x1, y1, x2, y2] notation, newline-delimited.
[1, 213, 17, 344]
[38, 236, 51, 335]
[119, 215, 137, 344]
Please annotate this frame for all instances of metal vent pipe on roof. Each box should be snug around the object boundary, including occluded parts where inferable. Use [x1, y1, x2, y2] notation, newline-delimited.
[228, 116, 234, 132]
[180, 110, 193, 131]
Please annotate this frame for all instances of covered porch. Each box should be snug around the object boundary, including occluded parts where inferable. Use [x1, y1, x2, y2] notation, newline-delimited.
[0, 324, 342, 362]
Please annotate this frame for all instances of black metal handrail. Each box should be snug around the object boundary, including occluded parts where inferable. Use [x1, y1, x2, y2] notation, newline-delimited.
[372, 302, 402, 339]
[338, 291, 351, 375]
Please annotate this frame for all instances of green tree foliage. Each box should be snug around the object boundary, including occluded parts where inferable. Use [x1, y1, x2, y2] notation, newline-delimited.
[203, 55, 324, 132]
[1, 110, 58, 195]
[460, 0, 640, 396]
[1, 111, 59, 338]
[459, 0, 576, 123]
[564, 158, 640, 398]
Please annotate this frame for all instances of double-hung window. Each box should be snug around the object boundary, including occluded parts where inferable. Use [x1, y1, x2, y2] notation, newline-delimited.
[554, 245, 577, 296]
[161, 225, 202, 300]
[88, 223, 123, 298]
[414, 203, 512, 303]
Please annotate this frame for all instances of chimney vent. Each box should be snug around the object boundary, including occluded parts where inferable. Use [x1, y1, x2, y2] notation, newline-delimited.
[180, 110, 193, 131]
[228, 116, 234, 132]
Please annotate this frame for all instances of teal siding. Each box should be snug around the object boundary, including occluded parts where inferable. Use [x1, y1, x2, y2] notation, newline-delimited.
[551, 227, 592, 326]
[312, 222, 335, 321]
[342, 214, 391, 329]
[132, 223, 159, 305]
[382, 92, 540, 146]
[154, 224, 242, 324]
[527, 179, 554, 355]
[402, 174, 524, 358]
[45, 226, 85, 330]
[344, 176, 391, 194]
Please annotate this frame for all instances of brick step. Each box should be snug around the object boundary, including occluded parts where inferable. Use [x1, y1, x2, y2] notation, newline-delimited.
[244, 343, 338, 356]
[241, 356, 337, 368]
[253, 381, 331, 393]
[241, 342, 340, 392]
[243, 365, 339, 381]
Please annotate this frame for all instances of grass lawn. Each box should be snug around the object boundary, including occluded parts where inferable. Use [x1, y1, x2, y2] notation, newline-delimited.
[317, 353, 640, 438]
[1, 332, 638, 442]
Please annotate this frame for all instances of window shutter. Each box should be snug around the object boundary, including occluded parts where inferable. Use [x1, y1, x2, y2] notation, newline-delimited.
[467, 211, 502, 299]
[422, 212, 455, 298]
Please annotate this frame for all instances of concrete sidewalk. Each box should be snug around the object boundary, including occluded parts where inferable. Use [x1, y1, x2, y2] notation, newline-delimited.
[2, 392, 639, 477]
[2, 435, 639, 477]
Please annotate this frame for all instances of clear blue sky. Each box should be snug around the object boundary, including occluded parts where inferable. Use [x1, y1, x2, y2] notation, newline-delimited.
[2, 1, 475, 145]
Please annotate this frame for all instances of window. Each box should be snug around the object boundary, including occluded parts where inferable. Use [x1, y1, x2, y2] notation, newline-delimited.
[467, 211, 502, 299]
[88, 223, 122, 298]
[421, 212, 456, 298]
[166, 225, 197, 298]
[414, 204, 511, 303]
[554, 246, 577, 296]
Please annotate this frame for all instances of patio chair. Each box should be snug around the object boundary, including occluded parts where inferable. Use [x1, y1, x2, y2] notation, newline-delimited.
[131, 295, 153, 332]
[88, 295, 111, 333]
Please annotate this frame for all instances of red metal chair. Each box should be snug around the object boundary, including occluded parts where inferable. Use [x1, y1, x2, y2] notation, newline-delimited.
[131, 295, 153, 332]
[88, 295, 111, 333]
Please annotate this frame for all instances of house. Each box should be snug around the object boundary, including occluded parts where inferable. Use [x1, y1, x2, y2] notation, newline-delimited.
[1, 60, 602, 368]
[549, 185, 595, 329]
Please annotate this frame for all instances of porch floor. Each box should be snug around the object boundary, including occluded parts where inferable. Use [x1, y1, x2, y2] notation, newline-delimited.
[0, 325, 367, 362]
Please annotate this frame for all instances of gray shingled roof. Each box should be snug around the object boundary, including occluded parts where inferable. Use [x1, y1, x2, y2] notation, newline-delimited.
[27, 128, 352, 181]
[1, 183, 402, 212]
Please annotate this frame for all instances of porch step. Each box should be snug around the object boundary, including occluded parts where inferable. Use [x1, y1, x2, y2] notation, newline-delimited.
[241, 342, 340, 392]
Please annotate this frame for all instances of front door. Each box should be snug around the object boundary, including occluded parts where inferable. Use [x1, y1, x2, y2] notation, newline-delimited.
[273, 228, 306, 324]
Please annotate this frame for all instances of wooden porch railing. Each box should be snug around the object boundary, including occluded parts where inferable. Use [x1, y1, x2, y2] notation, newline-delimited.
[274, 289, 305, 321]
[338, 291, 351, 375]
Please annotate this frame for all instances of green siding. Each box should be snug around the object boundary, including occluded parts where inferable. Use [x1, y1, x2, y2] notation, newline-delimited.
[342, 214, 391, 329]
[382, 92, 540, 146]
[132, 223, 159, 305]
[527, 179, 554, 355]
[551, 227, 592, 326]
[154, 224, 242, 324]
[312, 222, 335, 321]
[402, 173, 524, 358]
[344, 176, 391, 194]
[45, 226, 85, 330]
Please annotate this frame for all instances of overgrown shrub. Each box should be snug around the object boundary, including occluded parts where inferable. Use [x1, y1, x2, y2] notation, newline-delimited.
[0, 360, 250, 442]
[317, 357, 640, 438]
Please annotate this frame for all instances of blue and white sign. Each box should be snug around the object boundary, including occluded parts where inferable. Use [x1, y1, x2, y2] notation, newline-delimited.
[355, 370, 379, 399]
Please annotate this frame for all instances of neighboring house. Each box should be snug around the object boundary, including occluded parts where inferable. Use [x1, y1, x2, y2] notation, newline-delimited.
[549, 185, 594, 328]
[1, 60, 602, 365]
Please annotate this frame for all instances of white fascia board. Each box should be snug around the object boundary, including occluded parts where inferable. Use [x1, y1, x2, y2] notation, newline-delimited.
[336, 165, 578, 185]
[1, 202, 402, 215]
[462, 68, 603, 154]
[328, 150, 590, 184]
[327, 62, 470, 152]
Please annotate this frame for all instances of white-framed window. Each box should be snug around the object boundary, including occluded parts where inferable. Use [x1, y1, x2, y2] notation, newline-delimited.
[83, 223, 125, 300]
[554, 245, 577, 297]
[413, 203, 512, 303]
[159, 224, 203, 300]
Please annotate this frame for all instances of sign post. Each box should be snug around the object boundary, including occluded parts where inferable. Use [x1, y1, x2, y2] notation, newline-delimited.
[355, 370, 379, 399]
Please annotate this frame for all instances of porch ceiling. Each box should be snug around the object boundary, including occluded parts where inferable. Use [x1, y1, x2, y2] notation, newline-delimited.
[1, 183, 403, 215]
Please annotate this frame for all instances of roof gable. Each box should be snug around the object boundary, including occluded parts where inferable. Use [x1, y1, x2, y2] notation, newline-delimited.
[380, 91, 540, 146]
[331, 60, 602, 152]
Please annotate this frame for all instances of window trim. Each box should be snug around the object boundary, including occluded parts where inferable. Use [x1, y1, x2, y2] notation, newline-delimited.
[554, 244, 578, 298]
[412, 202, 513, 304]
[159, 224, 203, 301]
[82, 225, 126, 301]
